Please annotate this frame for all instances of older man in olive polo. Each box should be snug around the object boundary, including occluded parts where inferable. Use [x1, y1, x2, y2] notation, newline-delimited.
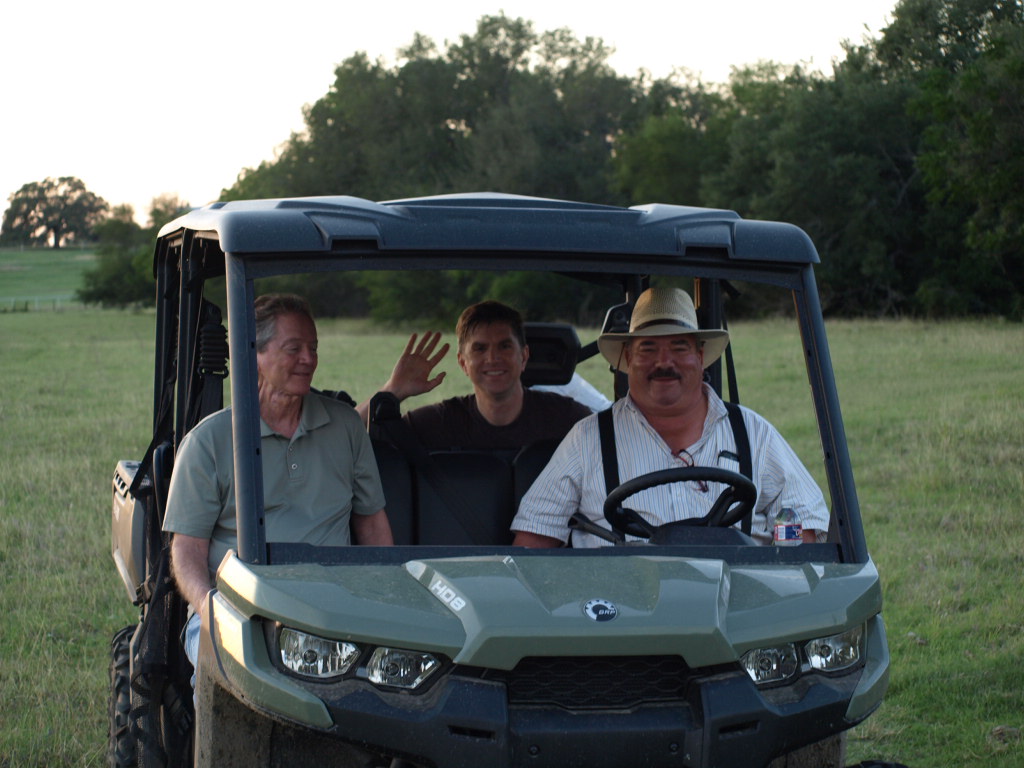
[164, 294, 392, 679]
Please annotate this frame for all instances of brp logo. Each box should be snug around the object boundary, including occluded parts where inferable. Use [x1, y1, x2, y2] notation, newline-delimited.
[583, 599, 618, 622]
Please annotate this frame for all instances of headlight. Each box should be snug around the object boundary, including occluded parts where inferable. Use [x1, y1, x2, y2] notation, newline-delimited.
[741, 624, 866, 686]
[279, 627, 360, 679]
[740, 644, 799, 685]
[805, 625, 863, 673]
[367, 647, 441, 690]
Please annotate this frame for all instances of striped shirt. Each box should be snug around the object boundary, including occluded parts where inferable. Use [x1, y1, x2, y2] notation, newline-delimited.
[511, 386, 829, 547]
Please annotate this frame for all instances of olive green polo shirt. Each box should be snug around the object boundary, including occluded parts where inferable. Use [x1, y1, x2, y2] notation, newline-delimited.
[163, 393, 386, 579]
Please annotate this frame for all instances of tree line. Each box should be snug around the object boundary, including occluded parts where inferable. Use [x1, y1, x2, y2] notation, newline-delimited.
[5, 0, 1022, 320]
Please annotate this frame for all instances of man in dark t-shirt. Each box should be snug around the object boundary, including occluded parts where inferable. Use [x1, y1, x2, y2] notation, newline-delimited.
[405, 386, 590, 451]
[356, 301, 591, 450]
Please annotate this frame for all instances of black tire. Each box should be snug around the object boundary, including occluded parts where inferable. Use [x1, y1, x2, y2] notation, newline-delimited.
[108, 625, 136, 768]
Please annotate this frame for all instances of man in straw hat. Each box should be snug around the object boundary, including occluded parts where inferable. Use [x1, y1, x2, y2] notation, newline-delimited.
[511, 285, 829, 547]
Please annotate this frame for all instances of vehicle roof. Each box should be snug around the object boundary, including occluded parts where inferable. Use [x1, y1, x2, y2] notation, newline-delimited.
[157, 192, 819, 265]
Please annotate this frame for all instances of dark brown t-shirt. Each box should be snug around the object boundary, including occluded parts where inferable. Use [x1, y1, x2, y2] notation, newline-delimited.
[404, 388, 592, 451]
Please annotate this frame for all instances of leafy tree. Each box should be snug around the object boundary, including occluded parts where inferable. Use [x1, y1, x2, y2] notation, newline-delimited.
[613, 75, 730, 204]
[732, 55, 929, 316]
[77, 205, 154, 307]
[224, 14, 648, 209]
[807, 0, 1024, 317]
[147, 193, 191, 230]
[358, 270, 484, 325]
[256, 274, 368, 319]
[220, 13, 661, 321]
[228, 47, 466, 202]
[875, 0, 1023, 73]
[700, 62, 812, 217]
[78, 196, 191, 307]
[1, 176, 108, 248]
[488, 271, 619, 326]
[947, 20, 1024, 315]
[216, 9, 1024, 320]
[907, 3, 1024, 316]
[448, 22, 640, 202]
[352, 268, 618, 326]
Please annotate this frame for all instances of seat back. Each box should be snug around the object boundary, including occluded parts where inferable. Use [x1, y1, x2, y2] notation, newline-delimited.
[512, 439, 560, 510]
[372, 440, 564, 546]
[371, 439, 416, 545]
[415, 451, 515, 545]
[521, 322, 580, 386]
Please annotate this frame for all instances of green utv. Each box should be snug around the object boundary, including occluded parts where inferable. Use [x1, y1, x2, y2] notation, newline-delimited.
[108, 193, 888, 768]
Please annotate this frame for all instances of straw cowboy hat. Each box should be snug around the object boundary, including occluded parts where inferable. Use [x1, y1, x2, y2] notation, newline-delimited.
[597, 286, 730, 371]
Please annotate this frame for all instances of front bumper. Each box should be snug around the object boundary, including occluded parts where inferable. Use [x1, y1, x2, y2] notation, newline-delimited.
[311, 666, 863, 767]
[196, 591, 887, 768]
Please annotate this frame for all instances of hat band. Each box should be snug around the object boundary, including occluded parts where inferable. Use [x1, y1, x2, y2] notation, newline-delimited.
[633, 318, 697, 333]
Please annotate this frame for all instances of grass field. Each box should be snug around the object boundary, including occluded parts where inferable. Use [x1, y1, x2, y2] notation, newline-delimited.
[1, 308, 1022, 767]
[0, 246, 96, 310]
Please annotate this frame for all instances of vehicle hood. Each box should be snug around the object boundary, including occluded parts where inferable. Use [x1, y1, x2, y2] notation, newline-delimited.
[217, 551, 882, 669]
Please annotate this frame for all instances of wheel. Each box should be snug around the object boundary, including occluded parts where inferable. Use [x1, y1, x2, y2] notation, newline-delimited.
[108, 624, 137, 768]
[603, 467, 757, 539]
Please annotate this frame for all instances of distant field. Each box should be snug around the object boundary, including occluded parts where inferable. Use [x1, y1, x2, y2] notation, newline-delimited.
[1, 310, 1022, 767]
[0, 246, 95, 309]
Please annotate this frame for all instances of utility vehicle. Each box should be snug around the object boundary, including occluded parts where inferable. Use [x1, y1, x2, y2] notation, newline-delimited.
[109, 193, 888, 767]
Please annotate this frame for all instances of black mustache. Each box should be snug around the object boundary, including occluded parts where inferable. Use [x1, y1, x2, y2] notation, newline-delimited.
[648, 368, 681, 380]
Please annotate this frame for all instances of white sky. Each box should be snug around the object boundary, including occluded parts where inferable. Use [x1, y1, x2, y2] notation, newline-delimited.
[1, 0, 896, 225]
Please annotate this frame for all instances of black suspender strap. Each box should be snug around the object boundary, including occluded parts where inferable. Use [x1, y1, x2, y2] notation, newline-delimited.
[597, 407, 620, 495]
[723, 401, 752, 479]
[723, 400, 753, 534]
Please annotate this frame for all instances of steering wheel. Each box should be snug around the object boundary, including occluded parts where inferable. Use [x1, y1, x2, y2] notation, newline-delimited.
[603, 467, 757, 540]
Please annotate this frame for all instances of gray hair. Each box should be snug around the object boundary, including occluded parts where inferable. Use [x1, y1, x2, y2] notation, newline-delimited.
[253, 294, 314, 352]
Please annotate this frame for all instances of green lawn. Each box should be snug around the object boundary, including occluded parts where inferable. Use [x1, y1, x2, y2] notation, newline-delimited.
[1, 310, 1022, 767]
[0, 246, 95, 309]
